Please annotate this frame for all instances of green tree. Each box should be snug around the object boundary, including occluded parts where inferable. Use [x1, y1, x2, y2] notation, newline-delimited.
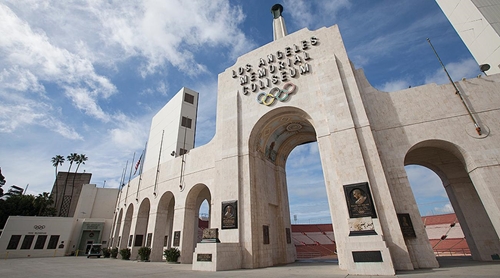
[0, 192, 56, 229]
[51, 155, 65, 205]
[70, 154, 88, 199]
[59, 153, 78, 216]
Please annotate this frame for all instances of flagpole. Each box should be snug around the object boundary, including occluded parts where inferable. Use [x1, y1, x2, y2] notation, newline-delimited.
[124, 153, 135, 204]
[136, 142, 147, 201]
[153, 130, 165, 196]
[427, 38, 481, 136]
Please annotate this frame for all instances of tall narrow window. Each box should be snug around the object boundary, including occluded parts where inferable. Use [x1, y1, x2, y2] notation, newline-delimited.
[21, 235, 35, 249]
[184, 93, 195, 104]
[34, 235, 47, 249]
[7, 235, 21, 250]
[181, 116, 192, 129]
[47, 235, 60, 249]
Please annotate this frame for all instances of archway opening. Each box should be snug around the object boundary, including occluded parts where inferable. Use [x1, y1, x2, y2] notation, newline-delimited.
[286, 142, 336, 260]
[151, 192, 175, 261]
[182, 184, 211, 263]
[132, 198, 150, 258]
[404, 142, 500, 261]
[405, 164, 468, 257]
[198, 199, 210, 243]
[248, 107, 337, 268]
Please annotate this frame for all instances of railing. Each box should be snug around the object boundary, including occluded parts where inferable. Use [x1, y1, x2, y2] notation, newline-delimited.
[434, 248, 471, 257]
[296, 251, 321, 259]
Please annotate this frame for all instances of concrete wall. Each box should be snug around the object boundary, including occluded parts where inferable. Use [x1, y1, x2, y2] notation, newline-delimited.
[437, 0, 500, 74]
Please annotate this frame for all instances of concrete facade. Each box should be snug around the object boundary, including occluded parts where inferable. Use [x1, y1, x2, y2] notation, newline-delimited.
[50, 172, 92, 217]
[0, 184, 118, 258]
[110, 21, 500, 276]
[437, 0, 500, 75]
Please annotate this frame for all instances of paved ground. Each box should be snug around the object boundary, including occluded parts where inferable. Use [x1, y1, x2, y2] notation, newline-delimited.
[1, 256, 500, 277]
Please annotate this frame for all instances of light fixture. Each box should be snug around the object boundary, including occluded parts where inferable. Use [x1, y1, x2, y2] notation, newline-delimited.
[170, 151, 176, 156]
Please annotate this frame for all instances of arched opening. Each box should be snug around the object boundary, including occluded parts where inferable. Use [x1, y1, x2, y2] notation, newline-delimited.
[151, 192, 175, 261]
[286, 142, 335, 260]
[181, 184, 211, 263]
[248, 107, 336, 267]
[132, 198, 150, 258]
[405, 140, 500, 261]
[198, 200, 210, 243]
[119, 204, 134, 250]
[112, 209, 123, 248]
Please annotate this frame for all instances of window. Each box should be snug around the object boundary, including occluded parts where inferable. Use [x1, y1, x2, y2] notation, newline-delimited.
[184, 93, 195, 104]
[7, 235, 21, 250]
[21, 235, 35, 249]
[47, 235, 60, 249]
[128, 235, 133, 247]
[134, 234, 144, 247]
[34, 235, 47, 249]
[181, 116, 192, 129]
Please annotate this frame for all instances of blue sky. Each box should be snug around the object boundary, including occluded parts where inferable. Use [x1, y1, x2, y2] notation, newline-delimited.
[0, 0, 481, 221]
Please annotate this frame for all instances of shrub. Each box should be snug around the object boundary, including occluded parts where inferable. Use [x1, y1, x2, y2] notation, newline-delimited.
[102, 247, 111, 258]
[110, 248, 118, 258]
[119, 248, 131, 260]
[164, 247, 180, 262]
[138, 246, 151, 261]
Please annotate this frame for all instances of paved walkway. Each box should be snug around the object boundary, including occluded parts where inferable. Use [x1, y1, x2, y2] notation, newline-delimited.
[1, 256, 499, 277]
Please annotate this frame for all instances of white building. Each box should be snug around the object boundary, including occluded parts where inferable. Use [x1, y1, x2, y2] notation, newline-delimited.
[437, 0, 500, 74]
[0, 184, 118, 258]
[142, 87, 199, 172]
[109, 4, 500, 276]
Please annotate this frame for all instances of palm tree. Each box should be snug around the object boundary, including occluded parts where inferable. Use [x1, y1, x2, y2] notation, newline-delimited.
[59, 153, 78, 216]
[70, 154, 88, 201]
[51, 155, 65, 207]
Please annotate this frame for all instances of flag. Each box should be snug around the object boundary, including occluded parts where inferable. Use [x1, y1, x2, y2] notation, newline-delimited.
[134, 154, 142, 175]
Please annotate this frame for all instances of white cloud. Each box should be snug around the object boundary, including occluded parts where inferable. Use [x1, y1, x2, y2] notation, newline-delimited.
[405, 165, 446, 198]
[434, 203, 454, 214]
[425, 58, 480, 84]
[283, 0, 351, 31]
[379, 79, 411, 92]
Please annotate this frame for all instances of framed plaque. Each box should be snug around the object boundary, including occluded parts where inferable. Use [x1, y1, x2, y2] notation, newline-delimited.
[221, 200, 238, 229]
[397, 213, 416, 238]
[344, 182, 377, 218]
[173, 231, 181, 247]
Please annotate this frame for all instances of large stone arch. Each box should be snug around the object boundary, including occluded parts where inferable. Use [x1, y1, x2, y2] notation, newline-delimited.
[181, 183, 212, 263]
[112, 209, 123, 248]
[119, 204, 134, 250]
[405, 140, 500, 261]
[132, 198, 151, 258]
[151, 191, 175, 261]
[247, 107, 325, 267]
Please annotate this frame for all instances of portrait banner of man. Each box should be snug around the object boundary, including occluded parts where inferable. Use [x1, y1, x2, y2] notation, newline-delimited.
[221, 200, 238, 229]
[343, 182, 377, 218]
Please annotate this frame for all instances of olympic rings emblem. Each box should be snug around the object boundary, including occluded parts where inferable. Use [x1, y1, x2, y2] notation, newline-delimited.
[34, 225, 45, 230]
[257, 83, 296, 106]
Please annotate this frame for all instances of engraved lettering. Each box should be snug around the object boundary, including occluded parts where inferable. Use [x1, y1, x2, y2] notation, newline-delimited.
[272, 75, 279, 84]
[285, 47, 292, 56]
[279, 61, 286, 70]
[269, 64, 276, 73]
[300, 63, 310, 74]
[240, 75, 248, 85]
[302, 40, 308, 50]
[294, 44, 300, 53]
[258, 68, 267, 78]
[290, 67, 296, 77]
[250, 72, 256, 82]
[281, 71, 287, 82]
[294, 54, 302, 65]
[276, 51, 284, 59]
[303, 51, 310, 60]
[232, 70, 237, 78]
[246, 64, 252, 72]
[267, 54, 274, 63]
[259, 58, 266, 67]
[311, 36, 318, 45]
